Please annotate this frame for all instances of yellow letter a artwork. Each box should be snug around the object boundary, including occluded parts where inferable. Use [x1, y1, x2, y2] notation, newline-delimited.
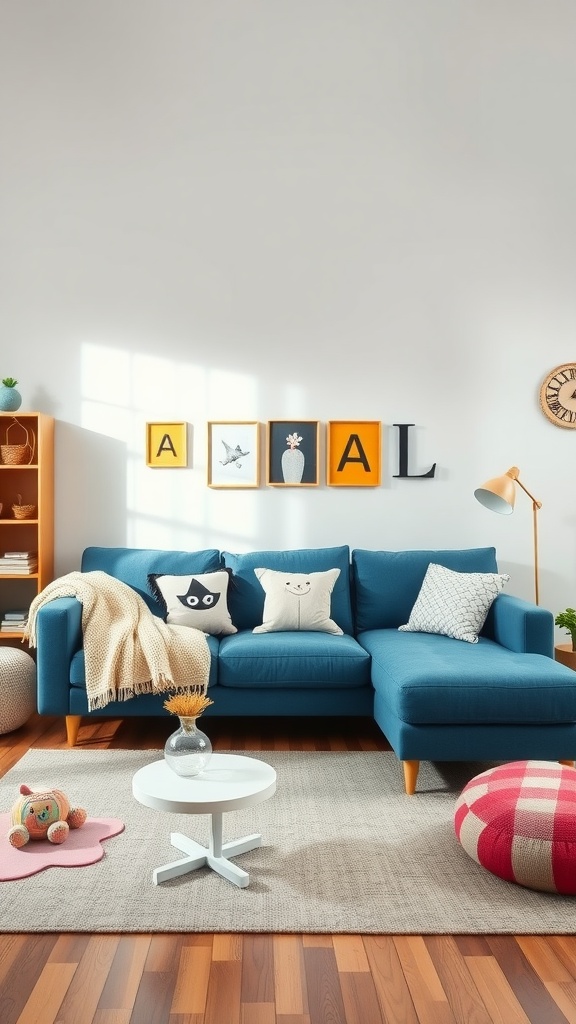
[146, 422, 188, 467]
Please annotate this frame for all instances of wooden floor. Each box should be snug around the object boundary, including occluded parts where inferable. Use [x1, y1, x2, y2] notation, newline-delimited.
[1, 714, 576, 1024]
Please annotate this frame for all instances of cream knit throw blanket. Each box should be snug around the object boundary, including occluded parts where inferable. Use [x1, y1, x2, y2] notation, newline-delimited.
[25, 570, 212, 712]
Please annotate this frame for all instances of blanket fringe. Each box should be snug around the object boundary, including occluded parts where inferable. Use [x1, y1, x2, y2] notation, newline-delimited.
[87, 680, 208, 713]
[88, 688, 121, 713]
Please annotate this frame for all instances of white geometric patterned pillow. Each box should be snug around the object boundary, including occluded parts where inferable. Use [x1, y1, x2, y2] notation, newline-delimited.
[398, 562, 510, 644]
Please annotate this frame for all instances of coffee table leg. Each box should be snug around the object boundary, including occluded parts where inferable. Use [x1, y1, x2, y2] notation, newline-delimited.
[206, 812, 262, 889]
[153, 832, 209, 885]
[152, 816, 264, 888]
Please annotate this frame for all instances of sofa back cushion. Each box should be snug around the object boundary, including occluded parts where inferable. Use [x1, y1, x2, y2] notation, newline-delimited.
[222, 546, 354, 634]
[81, 547, 221, 614]
[352, 547, 499, 631]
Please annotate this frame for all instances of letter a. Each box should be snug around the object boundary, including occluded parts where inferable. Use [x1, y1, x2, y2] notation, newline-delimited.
[337, 434, 370, 473]
[156, 433, 177, 458]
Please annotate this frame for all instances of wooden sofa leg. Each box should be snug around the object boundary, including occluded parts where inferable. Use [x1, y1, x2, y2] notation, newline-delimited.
[559, 759, 575, 768]
[66, 715, 82, 747]
[403, 760, 420, 795]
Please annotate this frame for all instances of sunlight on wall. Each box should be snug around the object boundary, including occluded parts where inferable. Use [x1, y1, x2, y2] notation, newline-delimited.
[80, 342, 263, 550]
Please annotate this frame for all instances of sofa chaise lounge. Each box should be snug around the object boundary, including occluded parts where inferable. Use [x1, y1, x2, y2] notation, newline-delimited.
[34, 544, 576, 793]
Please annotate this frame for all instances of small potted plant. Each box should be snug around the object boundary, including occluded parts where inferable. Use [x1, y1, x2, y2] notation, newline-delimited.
[0, 378, 22, 412]
[554, 608, 576, 670]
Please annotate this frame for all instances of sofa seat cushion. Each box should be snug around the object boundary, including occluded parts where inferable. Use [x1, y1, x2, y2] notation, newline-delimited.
[218, 631, 371, 689]
[358, 628, 576, 725]
[70, 633, 220, 690]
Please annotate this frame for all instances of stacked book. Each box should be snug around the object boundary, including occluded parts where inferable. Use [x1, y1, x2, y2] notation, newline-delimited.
[0, 551, 38, 574]
[1, 610, 29, 632]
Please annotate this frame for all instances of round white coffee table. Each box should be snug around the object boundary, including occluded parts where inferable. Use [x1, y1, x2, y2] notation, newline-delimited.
[132, 753, 277, 888]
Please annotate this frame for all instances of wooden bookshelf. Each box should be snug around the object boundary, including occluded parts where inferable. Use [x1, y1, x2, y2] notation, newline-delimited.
[0, 412, 54, 642]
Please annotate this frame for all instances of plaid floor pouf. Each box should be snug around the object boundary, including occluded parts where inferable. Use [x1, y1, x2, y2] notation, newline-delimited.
[454, 760, 576, 894]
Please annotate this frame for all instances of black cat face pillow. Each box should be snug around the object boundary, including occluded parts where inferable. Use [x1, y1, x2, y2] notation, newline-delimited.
[148, 570, 237, 635]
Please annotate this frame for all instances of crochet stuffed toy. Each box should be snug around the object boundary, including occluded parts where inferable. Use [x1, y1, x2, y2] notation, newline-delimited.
[7, 784, 87, 848]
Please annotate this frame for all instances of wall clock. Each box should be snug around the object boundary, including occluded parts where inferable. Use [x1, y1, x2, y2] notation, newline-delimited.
[540, 363, 576, 428]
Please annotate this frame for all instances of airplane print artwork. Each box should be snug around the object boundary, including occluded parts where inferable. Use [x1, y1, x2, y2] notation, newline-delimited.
[220, 440, 249, 468]
[208, 421, 260, 488]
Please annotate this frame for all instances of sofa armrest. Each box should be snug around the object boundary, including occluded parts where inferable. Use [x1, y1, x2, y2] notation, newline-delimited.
[489, 593, 554, 656]
[36, 597, 83, 715]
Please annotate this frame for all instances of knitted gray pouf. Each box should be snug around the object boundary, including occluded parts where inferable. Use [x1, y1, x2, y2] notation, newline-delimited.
[0, 648, 36, 734]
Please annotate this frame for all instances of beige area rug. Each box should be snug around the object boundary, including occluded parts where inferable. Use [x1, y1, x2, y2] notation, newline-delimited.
[1, 748, 575, 934]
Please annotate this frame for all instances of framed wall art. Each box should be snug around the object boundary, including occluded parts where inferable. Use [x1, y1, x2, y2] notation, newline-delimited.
[266, 420, 319, 486]
[146, 422, 188, 468]
[327, 420, 382, 487]
[207, 421, 260, 488]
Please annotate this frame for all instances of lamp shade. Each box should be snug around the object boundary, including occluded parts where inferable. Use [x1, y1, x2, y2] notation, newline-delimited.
[473, 465, 541, 605]
[474, 468, 518, 515]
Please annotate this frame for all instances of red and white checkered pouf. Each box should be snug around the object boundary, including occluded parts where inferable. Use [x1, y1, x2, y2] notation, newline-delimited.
[454, 760, 576, 894]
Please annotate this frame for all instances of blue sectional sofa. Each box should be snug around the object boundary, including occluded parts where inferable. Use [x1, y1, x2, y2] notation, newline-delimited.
[34, 544, 576, 793]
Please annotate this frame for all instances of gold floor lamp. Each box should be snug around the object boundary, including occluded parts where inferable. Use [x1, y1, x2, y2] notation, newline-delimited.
[474, 466, 542, 605]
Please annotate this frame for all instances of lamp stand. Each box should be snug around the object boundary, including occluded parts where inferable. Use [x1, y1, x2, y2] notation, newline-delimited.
[513, 473, 542, 606]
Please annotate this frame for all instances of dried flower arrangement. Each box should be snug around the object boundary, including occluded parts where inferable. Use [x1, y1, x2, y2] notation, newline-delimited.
[163, 692, 214, 718]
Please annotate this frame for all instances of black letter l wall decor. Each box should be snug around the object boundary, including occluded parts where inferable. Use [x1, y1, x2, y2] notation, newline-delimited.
[393, 423, 436, 478]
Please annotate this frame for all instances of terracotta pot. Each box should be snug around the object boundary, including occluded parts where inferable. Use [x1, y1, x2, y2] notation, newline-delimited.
[555, 644, 576, 671]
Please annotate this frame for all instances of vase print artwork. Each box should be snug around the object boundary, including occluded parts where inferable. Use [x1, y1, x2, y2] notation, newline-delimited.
[281, 432, 305, 483]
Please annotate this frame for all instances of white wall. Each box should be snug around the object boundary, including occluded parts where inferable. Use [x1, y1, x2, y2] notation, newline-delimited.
[1, 1, 575, 637]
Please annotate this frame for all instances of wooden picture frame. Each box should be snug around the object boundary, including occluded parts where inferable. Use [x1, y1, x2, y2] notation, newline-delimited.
[327, 421, 382, 487]
[207, 421, 260, 488]
[146, 422, 188, 468]
[266, 420, 319, 486]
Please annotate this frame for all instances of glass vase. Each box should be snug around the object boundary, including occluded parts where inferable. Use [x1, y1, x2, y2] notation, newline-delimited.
[164, 716, 212, 777]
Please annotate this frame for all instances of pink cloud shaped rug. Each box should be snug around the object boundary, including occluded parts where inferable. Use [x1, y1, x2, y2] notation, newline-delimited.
[0, 813, 124, 880]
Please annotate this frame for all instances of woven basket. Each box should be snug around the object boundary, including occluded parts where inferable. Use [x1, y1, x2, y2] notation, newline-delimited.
[12, 494, 36, 520]
[0, 419, 35, 465]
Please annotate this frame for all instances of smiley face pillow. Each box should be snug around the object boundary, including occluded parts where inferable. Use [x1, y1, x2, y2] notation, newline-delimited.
[252, 567, 343, 634]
